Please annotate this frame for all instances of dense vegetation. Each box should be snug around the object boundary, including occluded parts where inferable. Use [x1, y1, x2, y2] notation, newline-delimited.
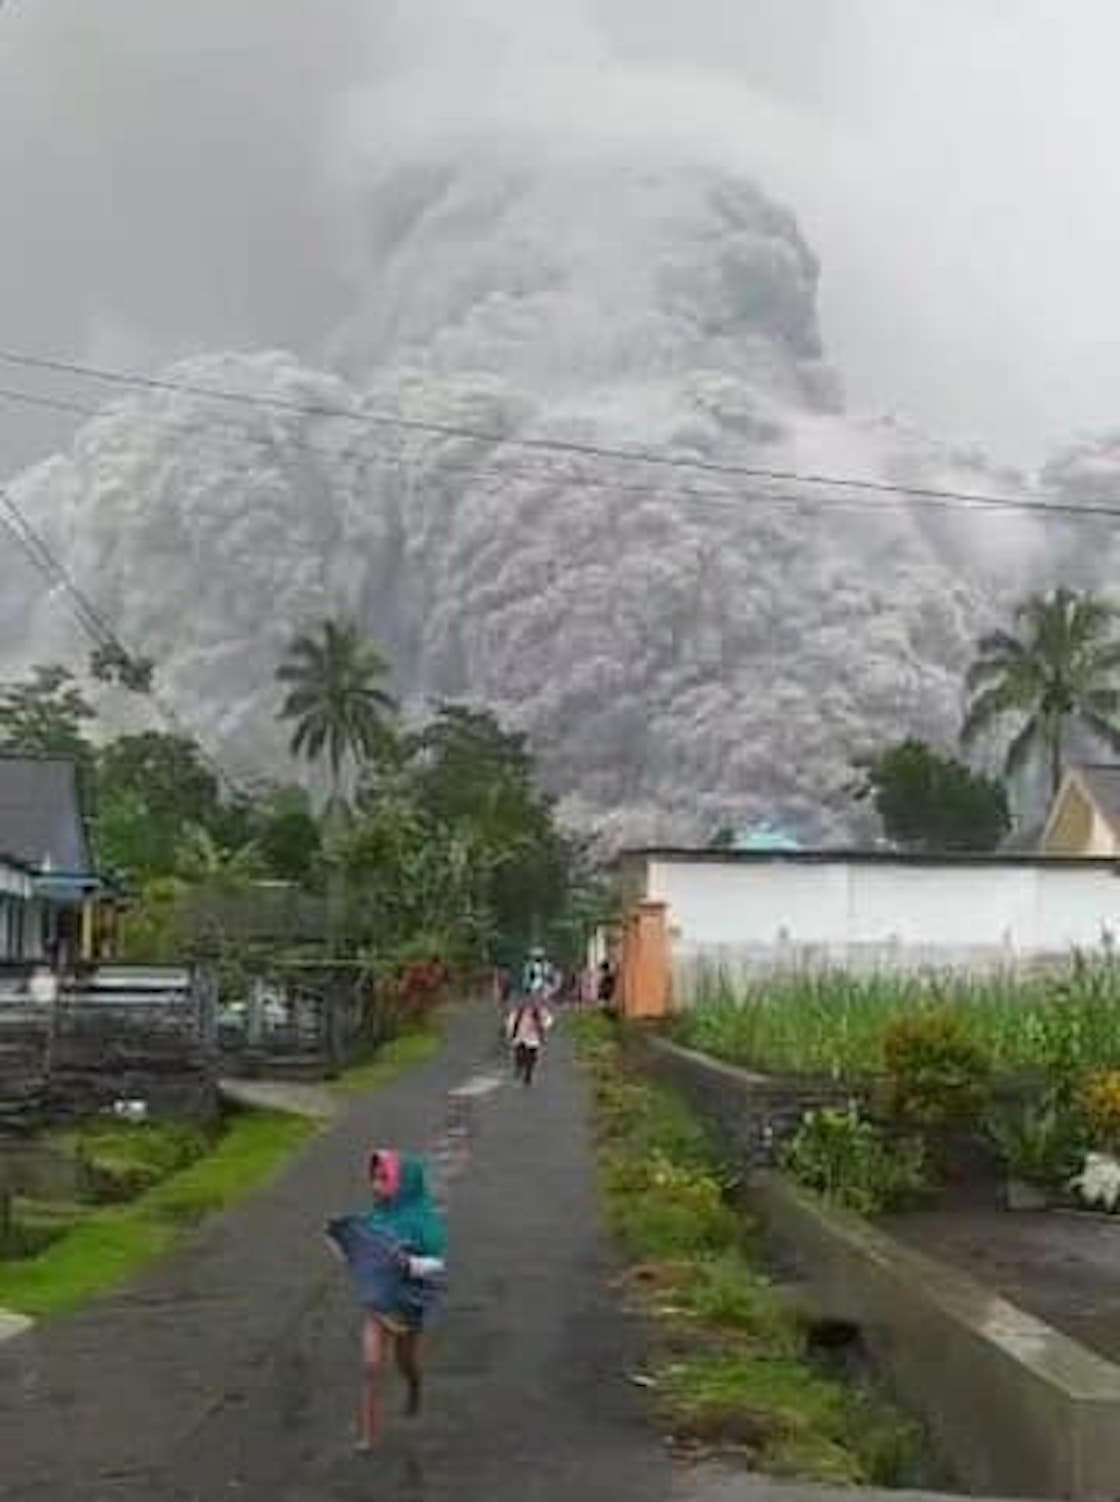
[575, 1016, 925, 1484]
[0, 626, 605, 977]
[673, 960, 1120, 1078]
[673, 959, 1120, 1213]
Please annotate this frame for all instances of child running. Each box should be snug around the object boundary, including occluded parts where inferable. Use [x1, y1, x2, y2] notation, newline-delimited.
[505, 980, 554, 1085]
[325, 1148, 447, 1451]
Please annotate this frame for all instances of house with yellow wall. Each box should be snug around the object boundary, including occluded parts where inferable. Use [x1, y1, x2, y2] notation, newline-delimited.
[1040, 765, 1120, 857]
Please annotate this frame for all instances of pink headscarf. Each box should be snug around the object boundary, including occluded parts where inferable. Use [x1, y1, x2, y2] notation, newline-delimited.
[369, 1147, 402, 1198]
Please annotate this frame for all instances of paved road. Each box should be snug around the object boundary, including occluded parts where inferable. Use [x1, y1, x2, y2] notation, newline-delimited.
[0, 1006, 671, 1502]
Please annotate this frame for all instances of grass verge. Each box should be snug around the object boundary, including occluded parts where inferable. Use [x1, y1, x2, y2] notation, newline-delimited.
[572, 1014, 924, 1485]
[0, 1107, 315, 1318]
[51, 1119, 212, 1198]
[330, 1019, 443, 1098]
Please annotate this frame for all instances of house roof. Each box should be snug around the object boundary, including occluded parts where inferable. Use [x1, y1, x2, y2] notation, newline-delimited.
[0, 757, 91, 874]
[1070, 765, 1120, 836]
[618, 845, 1120, 869]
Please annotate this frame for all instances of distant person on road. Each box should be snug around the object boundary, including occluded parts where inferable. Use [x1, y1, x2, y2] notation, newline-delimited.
[597, 958, 618, 1015]
[325, 1149, 447, 1451]
[521, 946, 549, 998]
[505, 982, 553, 1085]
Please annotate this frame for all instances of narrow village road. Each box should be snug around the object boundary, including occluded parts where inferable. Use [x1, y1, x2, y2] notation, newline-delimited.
[0, 1005, 671, 1502]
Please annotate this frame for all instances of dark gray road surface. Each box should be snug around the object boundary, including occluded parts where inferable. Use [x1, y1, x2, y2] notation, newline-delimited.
[0, 1006, 671, 1502]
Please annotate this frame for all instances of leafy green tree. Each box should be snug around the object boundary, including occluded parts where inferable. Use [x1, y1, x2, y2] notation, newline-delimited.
[276, 619, 397, 809]
[962, 587, 1120, 797]
[276, 620, 397, 954]
[404, 704, 570, 961]
[0, 664, 96, 761]
[117, 876, 190, 962]
[95, 732, 223, 878]
[856, 738, 1011, 852]
[341, 789, 497, 965]
[174, 825, 265, 890]
[247, 784, 322, 885]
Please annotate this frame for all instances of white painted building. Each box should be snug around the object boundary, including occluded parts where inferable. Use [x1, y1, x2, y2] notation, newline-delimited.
[616, 848, 1120, 1006]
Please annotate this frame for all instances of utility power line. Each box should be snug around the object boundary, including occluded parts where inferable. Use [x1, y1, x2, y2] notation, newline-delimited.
[0, 368, 1118, 526]
[0, 483, 244, 797]
[0, 344, 1110, 522]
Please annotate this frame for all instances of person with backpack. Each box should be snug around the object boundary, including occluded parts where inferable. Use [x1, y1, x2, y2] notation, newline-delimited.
[505, 978, 553, 1085]
[520, 947, 549, 997]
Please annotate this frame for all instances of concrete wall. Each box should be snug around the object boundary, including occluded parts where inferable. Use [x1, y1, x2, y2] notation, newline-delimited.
[633, 1033, 1120, 1499]
[634, 1033, 850, 1166]
[757, 1174, 1120, 1501]
[640, 856, 1120, 992]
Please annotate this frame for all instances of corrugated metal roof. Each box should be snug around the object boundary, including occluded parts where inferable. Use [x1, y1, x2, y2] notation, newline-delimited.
[0, 757, 90, 873]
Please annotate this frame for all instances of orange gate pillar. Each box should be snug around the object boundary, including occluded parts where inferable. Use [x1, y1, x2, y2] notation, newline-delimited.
[622, 900, 671, 1020]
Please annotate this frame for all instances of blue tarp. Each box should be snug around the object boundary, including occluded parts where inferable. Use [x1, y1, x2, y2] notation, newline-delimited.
[325, 1215, 442, 1322]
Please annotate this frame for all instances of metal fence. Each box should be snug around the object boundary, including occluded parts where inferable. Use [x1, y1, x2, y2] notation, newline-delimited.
[217, 961, 385, 1080]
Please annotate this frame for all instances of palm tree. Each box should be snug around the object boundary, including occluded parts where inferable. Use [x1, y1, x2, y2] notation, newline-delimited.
[275, 619, 397, 810]
[961, 587, 1120, 797]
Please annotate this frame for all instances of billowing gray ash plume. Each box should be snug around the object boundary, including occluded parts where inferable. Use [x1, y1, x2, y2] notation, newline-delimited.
[9, 137, 1039, 843]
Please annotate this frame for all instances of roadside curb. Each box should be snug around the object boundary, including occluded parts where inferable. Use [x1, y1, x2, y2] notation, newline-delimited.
[218, 1078, 338, 1120]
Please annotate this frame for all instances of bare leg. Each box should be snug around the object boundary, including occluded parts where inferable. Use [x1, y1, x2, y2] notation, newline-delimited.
[396, 1330, 423, 1416]
[358, 1314, 385, 1449]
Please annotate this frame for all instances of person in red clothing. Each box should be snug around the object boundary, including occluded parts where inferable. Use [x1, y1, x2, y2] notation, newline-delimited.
[504, 986, 553, 1085]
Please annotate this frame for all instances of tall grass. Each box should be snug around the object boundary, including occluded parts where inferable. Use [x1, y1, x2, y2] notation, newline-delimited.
[672, 956, 1120, 1078]
[573, 1014, 925, 1486]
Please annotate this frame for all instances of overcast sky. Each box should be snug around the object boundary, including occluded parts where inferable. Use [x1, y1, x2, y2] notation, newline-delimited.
[1, 0, 1118, 470]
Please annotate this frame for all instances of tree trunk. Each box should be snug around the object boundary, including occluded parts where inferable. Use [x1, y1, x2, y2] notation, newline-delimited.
[1050, 721, 1064, 800]
[326, 769, 346, 958]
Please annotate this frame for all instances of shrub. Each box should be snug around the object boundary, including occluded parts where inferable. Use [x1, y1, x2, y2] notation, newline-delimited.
[575, 1019, 924, 1486]
[658, 1355, 865, 1481]
[782, 1105, 928, 1215]
[1079, 1069, 1120, 1153]
[882, 1009, 991, 1130]
[604, 1150, 739, 1257]
[61, 1121, 211, 1203]
[682, 1254, 801, 1353]
[987, 1100, 1084, 1187]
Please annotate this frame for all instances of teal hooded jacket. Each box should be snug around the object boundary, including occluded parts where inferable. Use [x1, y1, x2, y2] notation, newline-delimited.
[326, 1155, 446, 1319]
